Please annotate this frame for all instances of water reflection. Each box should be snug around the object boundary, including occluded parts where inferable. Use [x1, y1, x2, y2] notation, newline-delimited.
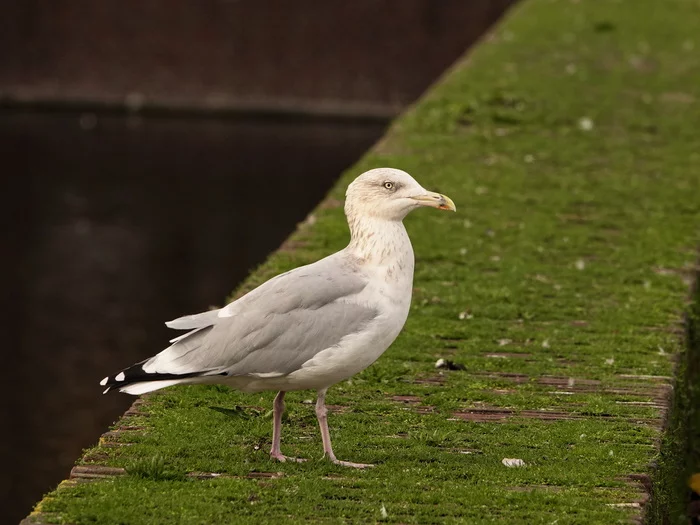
[0, 112, 386, 523]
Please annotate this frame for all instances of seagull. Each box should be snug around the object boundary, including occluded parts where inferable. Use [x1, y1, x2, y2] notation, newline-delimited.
[100, 167, 455, 468]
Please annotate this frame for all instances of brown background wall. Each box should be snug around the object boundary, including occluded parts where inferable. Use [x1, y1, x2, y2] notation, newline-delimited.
[0, 0, 513, 116]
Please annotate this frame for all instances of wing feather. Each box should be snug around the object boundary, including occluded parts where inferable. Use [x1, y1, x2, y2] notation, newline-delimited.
[165, 309, 221, 330]
[141, 253, 375, 379]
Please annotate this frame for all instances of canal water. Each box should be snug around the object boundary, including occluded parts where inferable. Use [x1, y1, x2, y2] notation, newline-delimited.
[0, 112, 387, 523]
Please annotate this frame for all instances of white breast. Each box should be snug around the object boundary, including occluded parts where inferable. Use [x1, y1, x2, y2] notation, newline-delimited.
[234, 218, 416, 393]
[280, 226, 415, 391]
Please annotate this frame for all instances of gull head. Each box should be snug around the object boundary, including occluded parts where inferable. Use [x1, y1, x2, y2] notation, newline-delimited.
[345, 168, 456, 221]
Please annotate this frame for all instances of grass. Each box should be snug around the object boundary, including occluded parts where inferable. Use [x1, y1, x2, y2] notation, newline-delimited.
[27, 0, 700, 523]
[646, 280, 700, 522]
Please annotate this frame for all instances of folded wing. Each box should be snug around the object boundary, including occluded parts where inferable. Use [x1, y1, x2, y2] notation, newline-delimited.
[102, 254, 377, 394]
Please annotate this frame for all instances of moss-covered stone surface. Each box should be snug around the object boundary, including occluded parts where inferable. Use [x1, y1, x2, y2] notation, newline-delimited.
[24, 0, 700, 523]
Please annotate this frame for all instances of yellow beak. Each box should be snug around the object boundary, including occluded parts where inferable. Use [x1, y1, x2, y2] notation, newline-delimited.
[410, 191, 457, 212]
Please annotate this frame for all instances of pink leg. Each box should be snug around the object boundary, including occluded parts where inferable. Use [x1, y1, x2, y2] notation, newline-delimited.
[315, 388, 373, 468]
[269, 391, 305, 463]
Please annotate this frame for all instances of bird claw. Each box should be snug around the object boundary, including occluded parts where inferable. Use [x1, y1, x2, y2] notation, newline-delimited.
[270, 453, 307, 463]
[331, 458, 375, 469]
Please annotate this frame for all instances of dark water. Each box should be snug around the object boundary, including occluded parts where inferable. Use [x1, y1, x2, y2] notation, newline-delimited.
[0, 112, 386, 524]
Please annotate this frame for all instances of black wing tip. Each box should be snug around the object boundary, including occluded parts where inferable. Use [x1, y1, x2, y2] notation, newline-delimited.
[99, 359, 147, 392]
[99, 360, 204, 393]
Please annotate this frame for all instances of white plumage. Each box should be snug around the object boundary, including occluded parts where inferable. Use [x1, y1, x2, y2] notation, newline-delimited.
[101, 167, 455, 467]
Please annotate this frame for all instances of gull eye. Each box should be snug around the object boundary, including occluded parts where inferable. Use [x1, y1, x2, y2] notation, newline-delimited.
[383, 181, 394, 190]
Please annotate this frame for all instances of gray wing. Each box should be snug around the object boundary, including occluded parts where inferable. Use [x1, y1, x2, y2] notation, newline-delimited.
[143, 253, 377, 377]
[216, 298, 374, 377]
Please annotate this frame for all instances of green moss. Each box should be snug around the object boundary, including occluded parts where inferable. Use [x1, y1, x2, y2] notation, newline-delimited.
[647, 284, 700, 523]
[29, 0, 700, 523]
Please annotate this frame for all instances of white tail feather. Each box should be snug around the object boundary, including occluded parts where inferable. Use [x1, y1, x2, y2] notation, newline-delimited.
[118, 379, 189, 396]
